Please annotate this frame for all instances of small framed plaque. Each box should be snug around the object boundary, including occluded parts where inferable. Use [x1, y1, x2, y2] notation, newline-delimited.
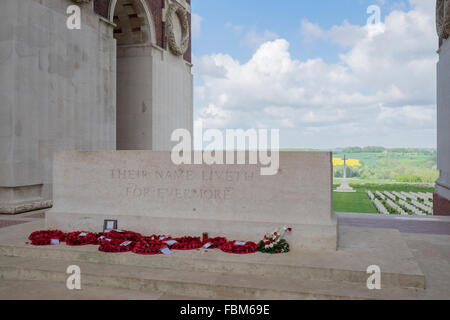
[103, 219, 118, 232]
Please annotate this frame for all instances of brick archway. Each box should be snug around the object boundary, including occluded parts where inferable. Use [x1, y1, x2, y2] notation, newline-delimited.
[109, 0, 156, 46]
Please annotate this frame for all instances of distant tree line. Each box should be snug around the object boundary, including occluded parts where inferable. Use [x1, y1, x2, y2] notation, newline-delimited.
[340, 147, 436, 155]
[333, 164, 438, 183]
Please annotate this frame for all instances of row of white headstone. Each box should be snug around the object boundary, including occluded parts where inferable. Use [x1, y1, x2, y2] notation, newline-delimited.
[384, 191, 397, 202]
[399, 191, 433, 202]
[375, 191, 386, 200]
[398, 199, 427, 216]
[393, 191, 407, 201]
[367, 190, 433, 216]
[411, 199, 433, 214]
[368, 191, 389, 214]
[372, 197, 390, 215]
[385, 198, 408, 215]
[399, 192, 433, 213]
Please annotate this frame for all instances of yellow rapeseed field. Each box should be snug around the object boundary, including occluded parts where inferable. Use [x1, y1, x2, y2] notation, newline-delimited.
[333, 158, 361, 167]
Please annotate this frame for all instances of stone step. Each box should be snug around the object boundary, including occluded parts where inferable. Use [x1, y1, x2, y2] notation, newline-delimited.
[0, 243, 424, 290]
[0, 279, 202, 300]
[0, 255, 421, 300]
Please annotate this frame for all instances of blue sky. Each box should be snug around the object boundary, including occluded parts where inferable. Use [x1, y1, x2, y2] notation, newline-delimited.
[190, 0, 437, 149]
[192, 0, 409, 62]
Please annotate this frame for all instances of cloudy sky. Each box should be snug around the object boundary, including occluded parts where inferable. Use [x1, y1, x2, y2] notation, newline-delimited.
[190, 0, 438, 149]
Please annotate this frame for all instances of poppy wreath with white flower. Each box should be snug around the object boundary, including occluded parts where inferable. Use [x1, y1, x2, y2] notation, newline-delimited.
[104, 230, 143, 242]
[202, 237, 227, 249]
[132, 239, 165, 255]
[28, 230, 67, 246]
[98, 239, 136, 253]
[132, 234, 169, 255]
[220, 241, 258, 254]
[66, 231, 101, 246]
[143, 234, 169, 242]
[89, 233, 106, 245]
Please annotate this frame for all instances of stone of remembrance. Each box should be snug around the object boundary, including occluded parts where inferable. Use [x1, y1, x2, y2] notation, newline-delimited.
[46, 151, 338, 251]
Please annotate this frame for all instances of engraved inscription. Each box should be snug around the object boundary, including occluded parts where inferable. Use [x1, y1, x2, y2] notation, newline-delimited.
[125, 184, 234, 201]
[110, 168, 256, 201]
[110, 168, 255, 183]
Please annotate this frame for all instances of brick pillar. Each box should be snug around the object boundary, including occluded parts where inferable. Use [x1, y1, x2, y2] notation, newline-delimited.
[94, 0, 111, 19]
[434, 192, 450, 216]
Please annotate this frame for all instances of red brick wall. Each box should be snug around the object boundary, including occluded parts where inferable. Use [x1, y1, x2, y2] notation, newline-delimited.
[93, 0, 192, 63]
[183, 11, 192, 63]
[434, 193, 450, 216]
[147, 0, 165, 49]
[94, 0, 111, 19]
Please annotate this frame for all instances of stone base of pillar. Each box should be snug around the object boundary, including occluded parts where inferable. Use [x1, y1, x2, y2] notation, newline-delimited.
[0, 200, 53, 215]
[433, 192, 450, 216]
[0, 185, 53, 215]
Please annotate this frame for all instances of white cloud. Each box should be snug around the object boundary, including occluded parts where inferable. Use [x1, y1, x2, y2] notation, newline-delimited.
[241, 29, 279, 49]
[192, 13, 203, 38]
[301, 19, 367, 47]
[225, 23, 279, 49]
[194, 1, 438, 148]
[377, 105, 436, 128]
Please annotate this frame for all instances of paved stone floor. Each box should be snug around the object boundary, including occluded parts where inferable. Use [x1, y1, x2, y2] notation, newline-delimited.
[338, 212, 450, 299]
[0, 220, 28, 229]
[0, 210, 46, 222]
[403, 232, 450, 299]
[25, 212, 46, 219]
[0, 210, 46, 230]
[0, 280, 204, 300]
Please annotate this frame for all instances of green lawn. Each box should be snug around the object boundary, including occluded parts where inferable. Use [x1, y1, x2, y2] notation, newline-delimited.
[333, 191, 378, 213]
[333, 179, 434, 191]
[332, 180, 435, 213]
